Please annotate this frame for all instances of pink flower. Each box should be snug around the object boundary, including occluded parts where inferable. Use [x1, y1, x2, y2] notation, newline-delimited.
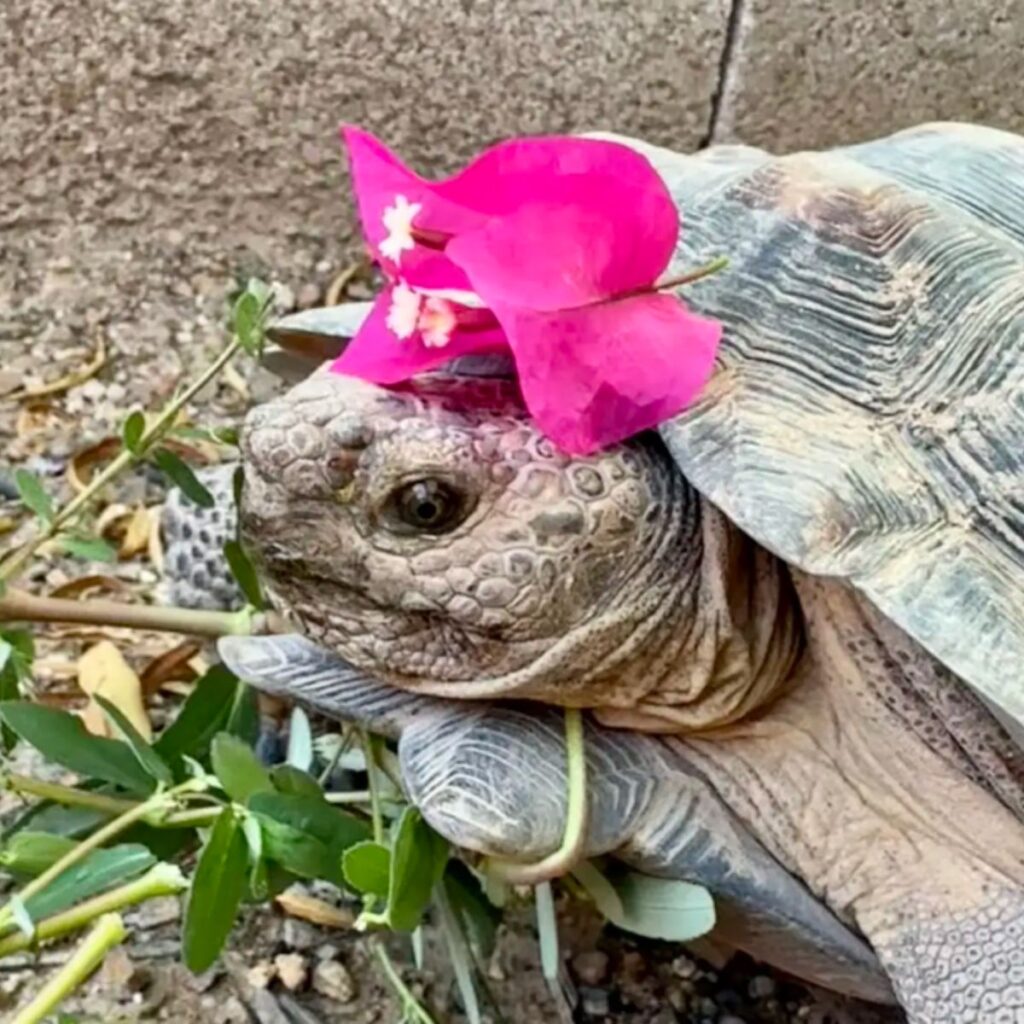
[331, 126, 722, 454]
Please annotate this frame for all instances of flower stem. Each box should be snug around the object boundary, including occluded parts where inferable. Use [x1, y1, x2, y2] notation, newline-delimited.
[0, 863, 186, 958]
[372, 938, 438, 1024]
[361, 731, 385, 846]
[10, 912, 127, 1024]
[1, 774, 137, 816]
[656, 256, 729, 291]
[484, 708, 587, 885]
[0, 588, 267, 638]
[0, 337, 242, 586]
[0, 779, 204, 933]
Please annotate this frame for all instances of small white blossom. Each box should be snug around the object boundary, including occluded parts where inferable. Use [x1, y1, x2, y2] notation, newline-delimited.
[379, 194, 422, 264]
[418, 297, 458, 348]
[385, 281, 422, 340]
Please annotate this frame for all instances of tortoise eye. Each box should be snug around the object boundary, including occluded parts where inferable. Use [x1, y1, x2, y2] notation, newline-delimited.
[391, 478, 468, 533]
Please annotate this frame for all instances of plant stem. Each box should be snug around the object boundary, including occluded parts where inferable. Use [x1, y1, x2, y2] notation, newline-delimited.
[11, 912, 127, 1024]
[1, 774, 138, 816]
[0, 863, 186, 958]
[484, 709, 587, 885]
[372, 938, 438, 1024]
[0, 779, 204, 932]
[0, 337, 242, 586]
[323, 790, 372, 805]
[0, 588, 264, 637]
[361, 731, 385, 846]
[656, 256, 729, 291]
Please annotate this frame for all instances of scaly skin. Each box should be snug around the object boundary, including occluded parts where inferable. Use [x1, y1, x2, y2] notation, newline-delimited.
[233, 369, 1024, 1023]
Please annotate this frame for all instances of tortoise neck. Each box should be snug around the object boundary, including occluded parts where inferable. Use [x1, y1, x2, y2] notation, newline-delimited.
[590, 493, 805, 734]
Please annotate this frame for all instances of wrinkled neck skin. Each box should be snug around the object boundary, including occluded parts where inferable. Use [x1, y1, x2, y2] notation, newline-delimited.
[586, 498, 804, 732]
[675, 573, 1024, 1021]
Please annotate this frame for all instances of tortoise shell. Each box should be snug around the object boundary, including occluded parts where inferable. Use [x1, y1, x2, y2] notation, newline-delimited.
[620, 123, 1024, 733]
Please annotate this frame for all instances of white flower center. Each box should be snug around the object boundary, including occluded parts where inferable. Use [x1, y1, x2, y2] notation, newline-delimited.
[418, 297, 458, 348]
[385, 281, 422, 340]
[379, 194, 422, 265]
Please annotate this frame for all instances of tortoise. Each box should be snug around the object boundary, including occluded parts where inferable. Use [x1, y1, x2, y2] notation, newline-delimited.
[164, 122, 1024, 1023]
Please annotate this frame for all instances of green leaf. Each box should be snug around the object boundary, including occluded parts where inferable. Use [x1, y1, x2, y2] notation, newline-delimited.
[23, 844, 156, 923]
[442, 861, 500, 961]
[121, 411, 146, 455]
[210, 733, 273, 804]
[183, 808, 248, 972]
[152, 448, 214, 508]
[342, 841, 390, 897]
[223, 540, 264, 610]
[386, 807, 449, 932]
[6, 801, 111, 842]
[0, 702, 154, 794]
[57, 534, 118, 563]
[95, 695, 174, 786]
[435, 882, 483, 1024]
[535, 881, 559, 982]
[0, 631, 33, 754]
[0, 832, 78, 876]
[233, 279, 272, 358]
[249, 791, 369, 886]
[269, 764, 323, 800]
[285, 706, 312, 770]
[225, 683, 260, 745]
[573, 863, 715, 942]
[155, 665, 239, 765]
[14, 469, 53, 523]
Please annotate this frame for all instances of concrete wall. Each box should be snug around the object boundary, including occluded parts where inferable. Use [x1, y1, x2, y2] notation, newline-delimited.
[2, 0, 1023, 330]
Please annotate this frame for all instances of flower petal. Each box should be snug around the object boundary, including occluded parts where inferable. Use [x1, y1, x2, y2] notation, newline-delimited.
[330, 288, 509, 385]
[446, 174, 678, 311]
[498, 293, 721, 454]
[435, 136, 673, 217]
[341, 125, 477, 289]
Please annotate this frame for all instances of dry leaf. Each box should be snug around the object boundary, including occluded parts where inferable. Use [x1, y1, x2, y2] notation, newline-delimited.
[6, 336, 107, 402]
[77, 640, 152, 740]
[119, 506, 152, 558]
[274, 888, 355, 930]
[50, 575, 134, 599]
[140, 641, 201, 694]
[148, 504, 165, 573]
[69, 438, 122, 494]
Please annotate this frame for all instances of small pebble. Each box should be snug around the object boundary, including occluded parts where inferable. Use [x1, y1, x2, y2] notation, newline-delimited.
[579, 986, 610, 1017]
[572, 950, 609, 986]
[749, 975, 776, 999]
[312, 960, 356, 1003]
[282, 917, 322, 951]
[274, 953, 308, 992]
[247, 961, 276, 990]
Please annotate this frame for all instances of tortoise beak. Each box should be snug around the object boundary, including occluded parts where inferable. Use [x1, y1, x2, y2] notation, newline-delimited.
[261, 302, 374, 381]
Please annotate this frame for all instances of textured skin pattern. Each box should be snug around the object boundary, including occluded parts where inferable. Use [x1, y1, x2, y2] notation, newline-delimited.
[161, 464, 241, 611]
[239, 370, 802, 726]
[614, 122, 1024, 729]
[877, 890, 1024, 1023]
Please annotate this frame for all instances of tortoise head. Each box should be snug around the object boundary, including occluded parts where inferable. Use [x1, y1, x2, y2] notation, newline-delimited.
[239, 368, 695, 705]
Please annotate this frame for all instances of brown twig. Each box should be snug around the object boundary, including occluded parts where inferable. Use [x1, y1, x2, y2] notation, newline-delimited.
[0, 588, 274, 638]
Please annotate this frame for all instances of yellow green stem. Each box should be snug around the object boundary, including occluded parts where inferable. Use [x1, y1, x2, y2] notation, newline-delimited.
[1, 773, 138, 816]
[484, 708, 587, 885]
[10, 912, 127, 1024]
[0, 863, 186, 958]
[372, 938, 438, 1024]
[0, 588, 260, 637]
[0, 779, 204, 932]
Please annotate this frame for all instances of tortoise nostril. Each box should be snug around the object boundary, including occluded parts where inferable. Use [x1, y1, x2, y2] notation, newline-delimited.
[325, 448, 363, 486]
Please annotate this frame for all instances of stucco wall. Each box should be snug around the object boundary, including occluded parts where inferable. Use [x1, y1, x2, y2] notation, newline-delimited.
[2, 0, 1022, 317]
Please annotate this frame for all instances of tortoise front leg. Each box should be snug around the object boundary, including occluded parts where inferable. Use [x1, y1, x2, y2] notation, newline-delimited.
[219, 634, 893, 1005]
